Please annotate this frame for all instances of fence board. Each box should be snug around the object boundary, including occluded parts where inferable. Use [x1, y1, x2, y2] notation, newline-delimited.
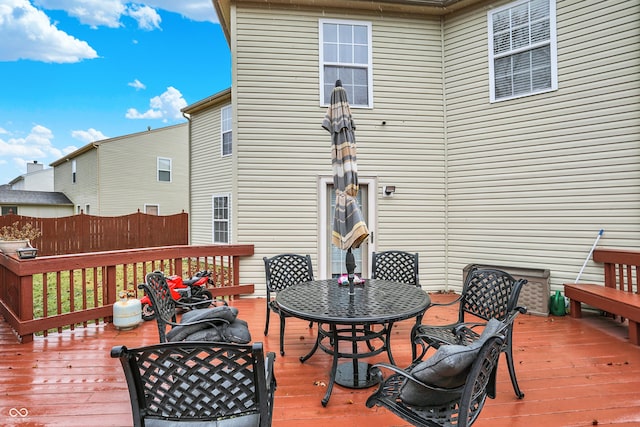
[0, 212, 188, 256]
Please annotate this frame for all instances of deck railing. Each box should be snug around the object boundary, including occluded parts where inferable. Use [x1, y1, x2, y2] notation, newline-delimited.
[0, 244, 254, 343]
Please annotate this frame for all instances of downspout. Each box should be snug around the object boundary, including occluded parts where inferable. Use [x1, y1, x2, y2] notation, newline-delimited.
[440, 16, 450, 291]
[182, 111, 192, 245]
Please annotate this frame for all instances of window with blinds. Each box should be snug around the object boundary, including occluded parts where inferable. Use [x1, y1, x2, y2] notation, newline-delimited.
[488, 0, 557, 102]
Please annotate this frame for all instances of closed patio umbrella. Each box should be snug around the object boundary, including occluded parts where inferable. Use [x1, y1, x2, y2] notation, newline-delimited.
[322, 80, 369, 292]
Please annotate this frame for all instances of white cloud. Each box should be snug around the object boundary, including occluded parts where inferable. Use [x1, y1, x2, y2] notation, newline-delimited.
[128, 79, 146, 90]
[126, 87, 187, 121]
[127, 4, 161, 30]
[71, 128, 108, 144]
[137, 1, 218, 23]
[0, 0, 98, 62]
[35, 0, 126, 29]
[0, 124, 67, 161]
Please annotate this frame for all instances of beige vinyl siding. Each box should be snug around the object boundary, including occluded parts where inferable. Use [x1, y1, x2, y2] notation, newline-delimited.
[442, 0, 640, 291]
[233, 6, 447, 292]
[97, 124, 189, 216]
[54, 149, 99, 213]
[16, 205, 74, 218]
[190, 104, 234, 245]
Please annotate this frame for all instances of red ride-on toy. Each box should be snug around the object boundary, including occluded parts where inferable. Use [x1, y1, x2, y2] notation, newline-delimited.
[140, 270, 216, 320]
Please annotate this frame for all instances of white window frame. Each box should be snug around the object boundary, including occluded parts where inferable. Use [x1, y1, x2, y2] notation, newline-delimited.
[319, 19, 373, 108]
[488, 0, 557, 102]
[144, 204, 160, 215]
[157, 157, 172, 182]
[212, 193, 231, 244]
[71, 159, 77, 184]
[221, 105, 232, 157]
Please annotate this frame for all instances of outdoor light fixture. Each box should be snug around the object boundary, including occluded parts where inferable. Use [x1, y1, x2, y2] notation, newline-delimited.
[383, 186, 396, 196]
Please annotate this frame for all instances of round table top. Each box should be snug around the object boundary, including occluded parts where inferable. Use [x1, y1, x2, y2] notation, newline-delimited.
[275, 278, 430, 324]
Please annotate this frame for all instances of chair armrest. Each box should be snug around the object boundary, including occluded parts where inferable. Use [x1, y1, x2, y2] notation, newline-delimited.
[370, 362, 464, 393]
[264, 351, 276, 389]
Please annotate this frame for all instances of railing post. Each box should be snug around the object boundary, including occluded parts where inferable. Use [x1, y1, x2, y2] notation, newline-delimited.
[233, 255, 240, 286]
[105, 264, 117, 322]
[19, 275, 34, 343]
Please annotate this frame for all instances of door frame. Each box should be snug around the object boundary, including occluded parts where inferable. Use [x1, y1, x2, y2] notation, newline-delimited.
[317, 175, 377, 279]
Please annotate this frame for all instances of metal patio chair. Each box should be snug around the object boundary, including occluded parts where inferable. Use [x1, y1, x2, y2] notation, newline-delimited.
[263, 253, 314, 355]
[366, 327, 505, 427]
[370, 250, 422, 353]
[139, 271, 234, 343]
[411, 267, 527, 398]
[111, 341, 276, 427]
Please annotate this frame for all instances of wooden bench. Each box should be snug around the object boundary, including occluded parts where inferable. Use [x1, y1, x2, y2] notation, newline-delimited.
[564, 248, 640, 345]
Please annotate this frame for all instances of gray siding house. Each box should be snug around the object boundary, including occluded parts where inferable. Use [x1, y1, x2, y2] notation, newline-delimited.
[51, 123, 189, 216]
[186, 0, 639, 297]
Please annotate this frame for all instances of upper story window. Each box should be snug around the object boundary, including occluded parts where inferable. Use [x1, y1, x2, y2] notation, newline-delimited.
[319, 19, 373, 108]
[157, 157, 172, 182]
[221, 105, 232, 157]
[71, 159, 77, 183]
[488, 0, 557, 102]
[212, 194, 230, 244]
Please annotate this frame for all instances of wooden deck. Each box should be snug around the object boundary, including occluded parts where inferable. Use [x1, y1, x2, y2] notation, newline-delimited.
[2, 293, 640, 426]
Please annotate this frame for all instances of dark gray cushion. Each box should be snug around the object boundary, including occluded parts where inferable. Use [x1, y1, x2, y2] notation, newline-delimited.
[399, 319, 503, 406]
[183, 326, 224, 342]
[223, 319, 252, 344]
[180, 305, 238, 323]
[166, 306, 238, 342]
[145, 413, 260, 427]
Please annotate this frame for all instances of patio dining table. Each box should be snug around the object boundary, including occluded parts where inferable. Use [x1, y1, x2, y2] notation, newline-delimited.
[275, 278, 430, 406]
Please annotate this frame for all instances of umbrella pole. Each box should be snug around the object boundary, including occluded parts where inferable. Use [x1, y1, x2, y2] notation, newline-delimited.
[346, 248, 356, 295]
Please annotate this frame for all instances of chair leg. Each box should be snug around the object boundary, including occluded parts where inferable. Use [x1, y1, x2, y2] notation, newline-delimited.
[279, 316, 286, 356]
[264, 306, 271, 336]
[504, 334, 525, 399]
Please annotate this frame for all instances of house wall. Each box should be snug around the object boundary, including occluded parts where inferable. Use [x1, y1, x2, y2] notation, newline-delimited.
[442, 0, 640, 289]
[14, 205, 74, 218]
[199, 0, 639, 297]
[190, 102, 234, 244]
[54, 149, 99, 214]
[97, 124, 189, 216]
[231, 6, 448, 293]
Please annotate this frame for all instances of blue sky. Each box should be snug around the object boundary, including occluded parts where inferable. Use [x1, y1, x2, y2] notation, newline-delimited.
[0, 0, 231, 185]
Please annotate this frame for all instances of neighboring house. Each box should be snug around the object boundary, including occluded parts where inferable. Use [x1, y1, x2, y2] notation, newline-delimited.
[50, 123, 189, 216]
[0, 189, 73, 217]
[186, 0, 639, 297]
[8, 161, 54, 192]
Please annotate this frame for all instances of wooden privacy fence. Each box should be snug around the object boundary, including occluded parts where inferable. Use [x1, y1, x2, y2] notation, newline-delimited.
[0, 212, 188, 256]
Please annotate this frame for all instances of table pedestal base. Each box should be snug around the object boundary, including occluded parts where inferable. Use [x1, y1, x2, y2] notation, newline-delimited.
[335, 361, 376, 389]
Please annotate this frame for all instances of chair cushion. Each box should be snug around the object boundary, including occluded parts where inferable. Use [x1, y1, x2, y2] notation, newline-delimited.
[144, 413, 260, 427]
[223, 318, 252, 344]
[180, 305, 238, 323]
[399, 319, 503, 406]
[166, 306, 238, 342]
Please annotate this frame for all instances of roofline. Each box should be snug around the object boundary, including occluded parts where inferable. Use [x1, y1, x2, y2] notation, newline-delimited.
[213, 0, 484, 41]
[49, 122, 188, 167]
[182, 88, 232, 115]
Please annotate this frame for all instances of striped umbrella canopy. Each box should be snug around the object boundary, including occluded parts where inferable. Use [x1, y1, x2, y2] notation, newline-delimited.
[322, 82, 369, 251]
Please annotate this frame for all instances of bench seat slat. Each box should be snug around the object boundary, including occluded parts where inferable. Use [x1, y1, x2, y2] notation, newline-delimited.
[564, 283, 640, 345]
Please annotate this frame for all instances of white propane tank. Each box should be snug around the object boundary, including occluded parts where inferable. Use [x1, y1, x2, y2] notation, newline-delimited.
[113, 290, 142, 330]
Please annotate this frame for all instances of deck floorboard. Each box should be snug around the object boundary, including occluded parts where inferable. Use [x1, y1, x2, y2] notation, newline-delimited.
[1, 293, 639, 426]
